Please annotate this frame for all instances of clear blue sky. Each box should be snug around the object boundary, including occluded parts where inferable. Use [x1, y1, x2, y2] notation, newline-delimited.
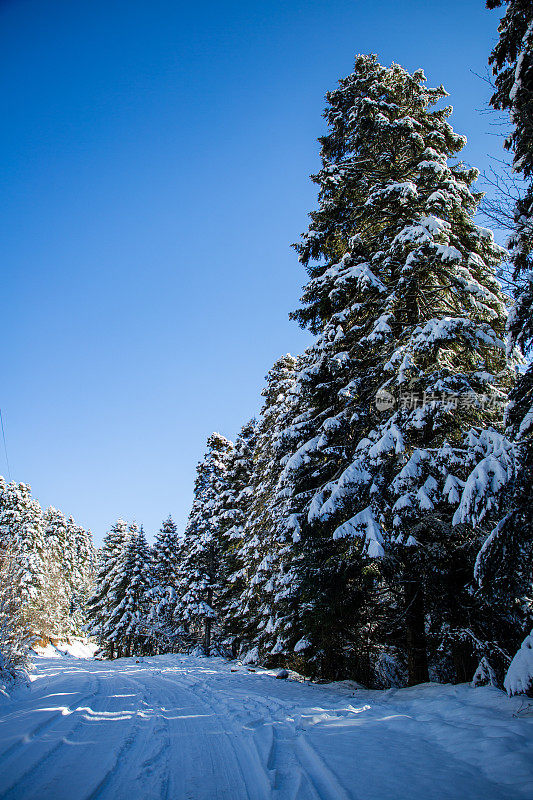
[1, 0, 506, 544]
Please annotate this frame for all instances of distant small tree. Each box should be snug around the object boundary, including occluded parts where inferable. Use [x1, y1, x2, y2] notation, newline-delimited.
[42, 507, 71, 638]
[67, 518, 96, 636]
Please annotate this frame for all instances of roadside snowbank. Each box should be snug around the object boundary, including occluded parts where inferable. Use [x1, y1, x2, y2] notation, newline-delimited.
[30, 638, 97, 660]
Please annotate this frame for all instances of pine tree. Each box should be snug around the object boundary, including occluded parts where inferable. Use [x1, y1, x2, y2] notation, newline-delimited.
[40, 508, 95, 639]
[42, 507, 71, 638]
[487, 1, 533, 453]
[149, 515, 185, 650]
[216, 419, 258, 654]
[0, 537, 29, 684]
[0, 481, 93, 654]
[231, 355, 305, 664]
[67, 517, 96, 636]
[0, 481, 48, 638]
[105, 526, 153, 657]
[178, 433, 234, 654]
[86, 519, 130, 657]
[487, 0, 533, 280]
[282, 55, 513, 685]
[0, 477, 30, 680]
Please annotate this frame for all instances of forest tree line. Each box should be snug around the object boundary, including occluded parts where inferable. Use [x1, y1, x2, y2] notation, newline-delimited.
[1, 0, 532, 694]
[87, 0, 533, 693]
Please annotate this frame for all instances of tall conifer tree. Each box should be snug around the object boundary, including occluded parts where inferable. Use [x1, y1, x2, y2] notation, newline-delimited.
[282, 55, 513, 684]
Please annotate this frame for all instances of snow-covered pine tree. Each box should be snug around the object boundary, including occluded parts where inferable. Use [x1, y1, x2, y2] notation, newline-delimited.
[471, 1, 533, 677]
[0, 481, 48, 639]
[42, 507, 71, 638]
[149, 515, 185, 651]
[216, 419, 257, 654]
[283, 55, 513, 685]
[487, 0, 533, 476]
[86, 519, 130, 657]
[40, 508, 95, 639]
[105, 525, 153, 657]
[231, 355, 306, 664]
[67, 517, 96, 636]
[178, 433, 234, 655]
[0, 538, 29, 686]
[275, 287, 387, 679]
[0, 477, 30, 682]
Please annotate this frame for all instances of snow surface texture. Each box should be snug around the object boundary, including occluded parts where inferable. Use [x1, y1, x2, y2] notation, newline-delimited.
[0, 654, 531, 800]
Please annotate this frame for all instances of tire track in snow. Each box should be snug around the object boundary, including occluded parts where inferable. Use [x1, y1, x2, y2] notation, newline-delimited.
[82, 718, 144, 800]
[177, 669, 301, 797]
[238, 693, 352, 800]
[0, 672, 103, 798]
[0, 675, 100, 768]
[175, 666, 352, 800]
[4, 655, 524, 800]
[81, 662, 260, 800]
[80, 672, 161, 800]
[242, 695, 352, 800]
[136, 716, 171, 800]
[154, 666, 272, 800]
[0, 665, 157, 800]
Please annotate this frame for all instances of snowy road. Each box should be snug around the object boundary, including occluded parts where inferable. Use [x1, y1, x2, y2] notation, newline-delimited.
[0, 654, 532, 800]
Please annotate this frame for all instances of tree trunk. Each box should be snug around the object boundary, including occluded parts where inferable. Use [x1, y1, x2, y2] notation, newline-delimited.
[447, 552, 477, 684]
[204, 620, 211, 656]
[405, 578, 429, 686]
[205, 587, 213, 656]
[451, 639, 475, 684]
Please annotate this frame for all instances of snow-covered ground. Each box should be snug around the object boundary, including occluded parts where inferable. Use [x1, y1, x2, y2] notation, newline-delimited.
[0, 653, 531, 800]
[30, 639, 98, 660]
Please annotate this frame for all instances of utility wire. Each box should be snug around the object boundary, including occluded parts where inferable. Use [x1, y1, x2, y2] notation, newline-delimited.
[0, 408, 12, 481]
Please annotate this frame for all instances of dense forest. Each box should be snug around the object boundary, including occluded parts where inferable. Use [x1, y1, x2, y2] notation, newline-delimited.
[1, 0, 532, 696]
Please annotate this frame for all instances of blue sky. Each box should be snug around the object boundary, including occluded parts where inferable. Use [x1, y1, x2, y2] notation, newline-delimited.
[1, 0, 506, 544]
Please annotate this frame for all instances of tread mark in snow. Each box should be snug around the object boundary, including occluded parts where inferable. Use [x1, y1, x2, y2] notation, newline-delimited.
[0, 676, 101, 768]
[0, 675, 103, 799]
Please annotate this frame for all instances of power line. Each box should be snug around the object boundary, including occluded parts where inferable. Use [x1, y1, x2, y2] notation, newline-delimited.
[0, 408, 11, 481]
